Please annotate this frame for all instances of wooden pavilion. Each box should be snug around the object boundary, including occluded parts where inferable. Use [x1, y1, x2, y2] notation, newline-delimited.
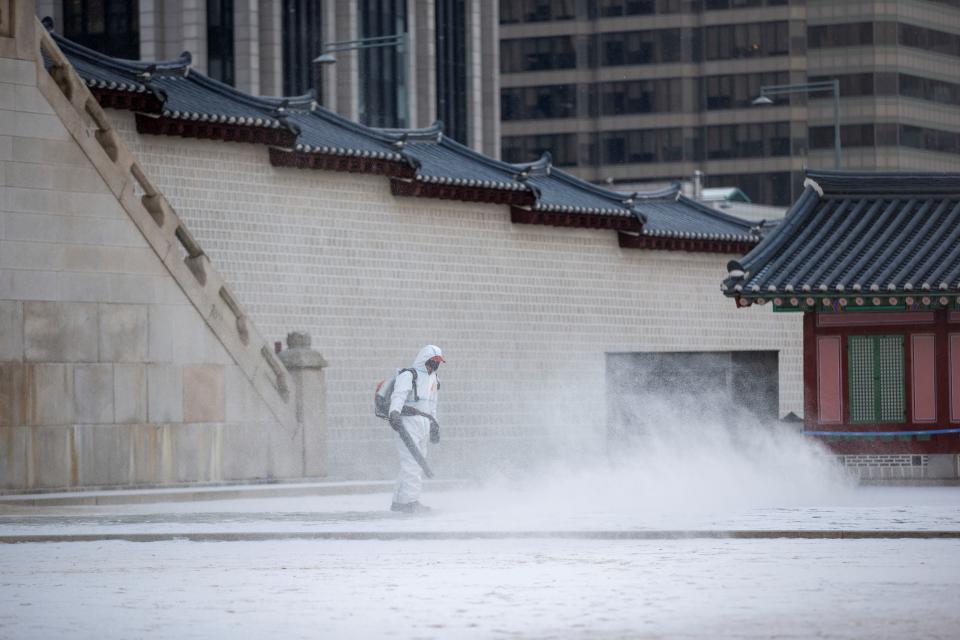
[724, 171, 960, 461]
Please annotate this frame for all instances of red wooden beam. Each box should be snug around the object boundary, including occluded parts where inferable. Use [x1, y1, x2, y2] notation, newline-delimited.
[814, 433, 960, 455]
[936, 309, 951, 429]
[511, 207, 640, 232]
[268, 148, 416, 178]
[91, 88, 163, 114]
[390, 181, 536, 207]
[136, 114, 298, 147]
[803, 311, 818, 432]
[617, 232, 755, 254]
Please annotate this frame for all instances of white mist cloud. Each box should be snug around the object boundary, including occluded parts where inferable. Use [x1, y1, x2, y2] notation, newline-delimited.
[462, 390, 855, 529]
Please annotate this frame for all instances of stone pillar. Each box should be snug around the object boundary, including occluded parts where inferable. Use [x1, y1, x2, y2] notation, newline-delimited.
[138, 0, 161, 61]
[410, 0, 435, 128]
[257, 0, 282, 96]
[332, 0, 358, 120]
[145, 0, 207, 72]
[233, 0, 259, 94]
[278, 332, 329, 477]
[179, 0, 207, 74]
[468, 0, 500, 157]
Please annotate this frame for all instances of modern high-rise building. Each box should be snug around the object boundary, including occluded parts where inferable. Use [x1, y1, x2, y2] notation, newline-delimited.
[499, 0, 960, 204]
[35, 0, 500, 156]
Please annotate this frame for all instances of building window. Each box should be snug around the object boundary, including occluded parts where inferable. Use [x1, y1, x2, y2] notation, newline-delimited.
[600, 128, 683, 163]
[436, 0, 467, 143]
[899, 74, 960, 106]
[704, 71, 789, 110]
[591, 0, 687, 17]
[808, 22, 874, 49]
[706, 122, 791, 159]
[704, 21, 789, 60]
[502, 133, 578, 166]
[500, 0, 576, 23]
[809, 21, 911, 50]
[705, 171, 795, 206]
[501, 36, 577, 72]
[207, 0, 234, 85]
[359, 0, 407, 128]
[899, 125, 960, 155]
[598, 29, 682, 66]
[808, 73, 878, 98]
[899, 23, 960, 58]
[705, 0, 788, 8]
[848, 335, 905, 424]
[599, 78, 682, 115]
[282, 0, 323, 95]
[810, 124, 873, 150]
[63, 0, 139, 59]
[502, 84, 578, 120]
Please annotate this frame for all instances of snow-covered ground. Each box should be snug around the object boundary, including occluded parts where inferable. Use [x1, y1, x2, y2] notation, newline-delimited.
[2, 485, 960, 536]
[4, 419, 960, 638]
[2, 486, 960, 638]
[2, 537, 959, 639]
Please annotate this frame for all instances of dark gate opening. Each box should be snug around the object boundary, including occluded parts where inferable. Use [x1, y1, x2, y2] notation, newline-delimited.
[607, 351, 779, 443]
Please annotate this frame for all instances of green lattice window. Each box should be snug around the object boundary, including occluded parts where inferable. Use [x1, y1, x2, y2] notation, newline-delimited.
[848, 334, 905, 424]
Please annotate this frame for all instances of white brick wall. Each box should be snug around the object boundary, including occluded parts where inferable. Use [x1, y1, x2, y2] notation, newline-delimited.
[107, 110, 804, 477]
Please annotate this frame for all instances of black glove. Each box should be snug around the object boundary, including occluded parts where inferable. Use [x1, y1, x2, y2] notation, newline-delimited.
[429, 420, 440, 444]
[388, 411, 403, 432]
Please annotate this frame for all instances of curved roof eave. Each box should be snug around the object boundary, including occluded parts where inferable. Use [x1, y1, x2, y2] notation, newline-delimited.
[723, 170, 960, 300]
[49, 27, 190, 79]
[806, 169, 960, 197]
[51, 29, 767, 248]
[726, 185, 820, 280]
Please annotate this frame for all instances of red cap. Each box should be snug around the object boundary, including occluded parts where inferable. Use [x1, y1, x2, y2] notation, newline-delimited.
[428, 355, 446, 364]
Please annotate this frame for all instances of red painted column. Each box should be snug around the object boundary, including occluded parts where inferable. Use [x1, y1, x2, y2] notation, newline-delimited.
[911, 333, 937, 423]
[934, 309, 960, 427]
[816, 334, 844, 425]
[942, 310, 957, 425]
[803, 312, 818, 430]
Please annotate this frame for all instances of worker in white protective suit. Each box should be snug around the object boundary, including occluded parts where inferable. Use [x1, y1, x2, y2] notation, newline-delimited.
[388, 345, 444, 513]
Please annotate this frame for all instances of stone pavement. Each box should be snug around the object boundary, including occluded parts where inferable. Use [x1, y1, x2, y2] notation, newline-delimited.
[2, 485, 960, 542]
[0, 478, 466, 507]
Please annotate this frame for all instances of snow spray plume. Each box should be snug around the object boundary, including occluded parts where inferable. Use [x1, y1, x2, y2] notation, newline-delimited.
[466, 357, 853, 526]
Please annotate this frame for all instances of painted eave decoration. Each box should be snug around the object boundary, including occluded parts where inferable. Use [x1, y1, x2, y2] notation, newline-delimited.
[724, 170, 960, 311]
[47, 24, 761, 255]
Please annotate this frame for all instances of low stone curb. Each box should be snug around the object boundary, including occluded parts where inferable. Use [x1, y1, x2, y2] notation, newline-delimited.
[0, 480, 468, 507]
[2, 530, 960, 543]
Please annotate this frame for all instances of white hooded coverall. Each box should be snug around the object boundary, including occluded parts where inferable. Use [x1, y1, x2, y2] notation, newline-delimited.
[389, 345, 442, 505]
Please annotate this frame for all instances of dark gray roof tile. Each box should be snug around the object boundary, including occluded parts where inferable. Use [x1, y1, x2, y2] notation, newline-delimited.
[290, 110, 404, 161]
[48, 29, 186, 95]
[725, 170, 960, 300]
[376, 125, 530, 190]
[640, 194, 760, 241]
[52, 29, 762, 249]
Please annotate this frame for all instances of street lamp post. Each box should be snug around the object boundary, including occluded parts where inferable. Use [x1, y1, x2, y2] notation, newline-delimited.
[312, 33, 408, 121]
[752, 79, 841, 170]
[314, 33, 407, 65]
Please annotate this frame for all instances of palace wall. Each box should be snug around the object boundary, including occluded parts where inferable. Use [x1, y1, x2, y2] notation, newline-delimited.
[1, 0, 804, 489]
[104, 108, 805, 478]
